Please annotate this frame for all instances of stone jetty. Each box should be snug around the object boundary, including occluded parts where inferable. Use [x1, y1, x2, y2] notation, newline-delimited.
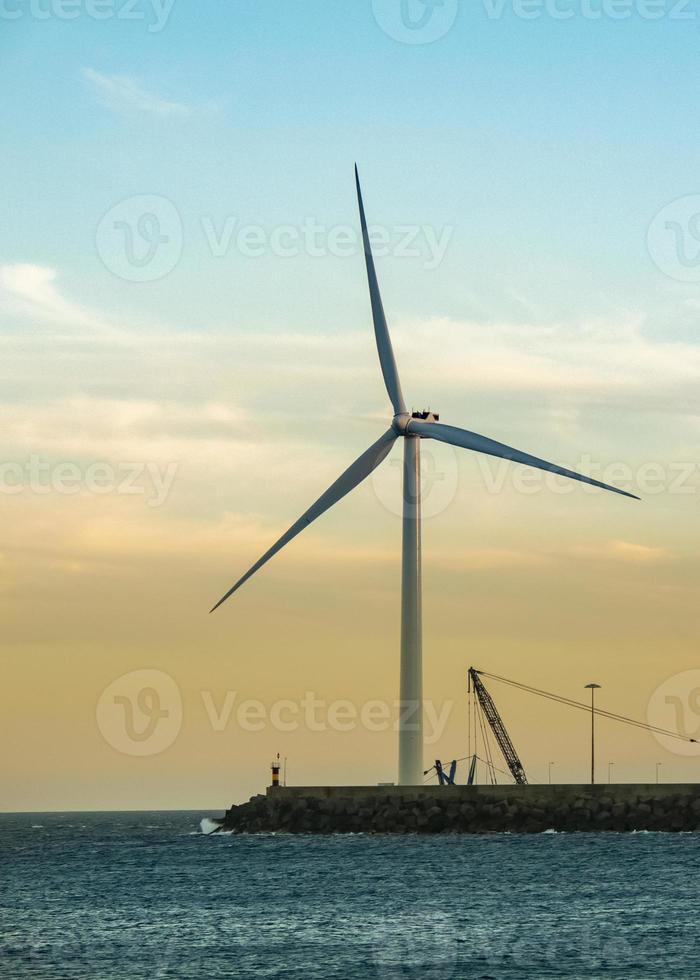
[218, 784, 700, 834]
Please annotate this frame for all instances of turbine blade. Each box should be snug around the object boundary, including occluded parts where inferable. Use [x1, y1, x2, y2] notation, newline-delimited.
[407, 420, 640, 500]
[211, 429, 398, 612]
[355, 165, 407, 416]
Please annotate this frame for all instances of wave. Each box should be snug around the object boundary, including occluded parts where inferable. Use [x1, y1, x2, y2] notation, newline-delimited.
[199, 817, 224, 835]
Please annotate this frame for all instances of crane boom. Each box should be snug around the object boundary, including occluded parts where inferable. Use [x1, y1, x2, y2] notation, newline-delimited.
[469, 668, 528, 785]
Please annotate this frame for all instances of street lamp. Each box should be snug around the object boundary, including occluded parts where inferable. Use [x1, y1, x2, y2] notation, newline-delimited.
[548, 761, 555, 785]
[656, 762, 662, 784]
[585, 683, 602, 785]
[608, 761, 614, 784]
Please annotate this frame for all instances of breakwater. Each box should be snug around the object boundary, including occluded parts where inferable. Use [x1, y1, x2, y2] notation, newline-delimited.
[220, 783, 700, 834]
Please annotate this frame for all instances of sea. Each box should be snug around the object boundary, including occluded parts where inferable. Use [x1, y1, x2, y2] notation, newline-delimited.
[1, 811, 698, 979]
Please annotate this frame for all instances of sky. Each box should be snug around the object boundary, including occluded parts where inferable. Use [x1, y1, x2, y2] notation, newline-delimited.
[2, 0, 700, 811]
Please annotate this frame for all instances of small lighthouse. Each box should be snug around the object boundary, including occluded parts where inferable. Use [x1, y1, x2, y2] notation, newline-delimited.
[270, 754, 282, 789]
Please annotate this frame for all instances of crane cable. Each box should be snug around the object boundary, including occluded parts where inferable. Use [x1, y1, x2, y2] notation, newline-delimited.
[474, 669, 697, 745]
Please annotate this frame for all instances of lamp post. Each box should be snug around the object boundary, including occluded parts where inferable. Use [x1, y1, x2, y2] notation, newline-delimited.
[656, 762, 662, 784]
[548, 761, 555, 785]
[584, 683, 601, 785]
[607, 761, 614, 784]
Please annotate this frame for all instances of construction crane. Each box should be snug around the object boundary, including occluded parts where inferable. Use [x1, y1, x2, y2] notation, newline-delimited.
[469, 668, 528, 785]
[426, 665, 697, 787]
[426, 667, 528, 786]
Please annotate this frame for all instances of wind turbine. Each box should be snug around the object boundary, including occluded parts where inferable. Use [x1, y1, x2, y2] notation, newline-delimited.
[212, 167, 639, 786]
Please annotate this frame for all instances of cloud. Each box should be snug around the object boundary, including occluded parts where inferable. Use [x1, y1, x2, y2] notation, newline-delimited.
[2, 265, 698, 415]
[431, 547, 551, 571]
[83, 69, 191, 118]
[1, 264, 698, 519]
[0, 264, 58, 307]
[396, 314, 700, 408]
[0, 264, 94, 328]
[0, 397, 251, 455]
[571, 539, 672, 563]
[0, 263, 123, 338]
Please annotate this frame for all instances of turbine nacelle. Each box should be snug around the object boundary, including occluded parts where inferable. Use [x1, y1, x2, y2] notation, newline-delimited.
[392, 410, 440, 436]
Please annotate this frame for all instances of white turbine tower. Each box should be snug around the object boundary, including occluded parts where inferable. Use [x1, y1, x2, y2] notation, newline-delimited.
[212, 167, 639, 786]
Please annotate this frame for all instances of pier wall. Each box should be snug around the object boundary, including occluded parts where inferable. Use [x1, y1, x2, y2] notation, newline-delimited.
[221, 784, 700, 834]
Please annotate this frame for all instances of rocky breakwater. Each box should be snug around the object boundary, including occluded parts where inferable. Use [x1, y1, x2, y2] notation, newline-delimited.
[219, 785, 700, 834]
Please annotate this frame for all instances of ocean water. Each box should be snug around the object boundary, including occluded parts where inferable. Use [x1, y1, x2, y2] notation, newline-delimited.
[1, 812, 699, 979]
